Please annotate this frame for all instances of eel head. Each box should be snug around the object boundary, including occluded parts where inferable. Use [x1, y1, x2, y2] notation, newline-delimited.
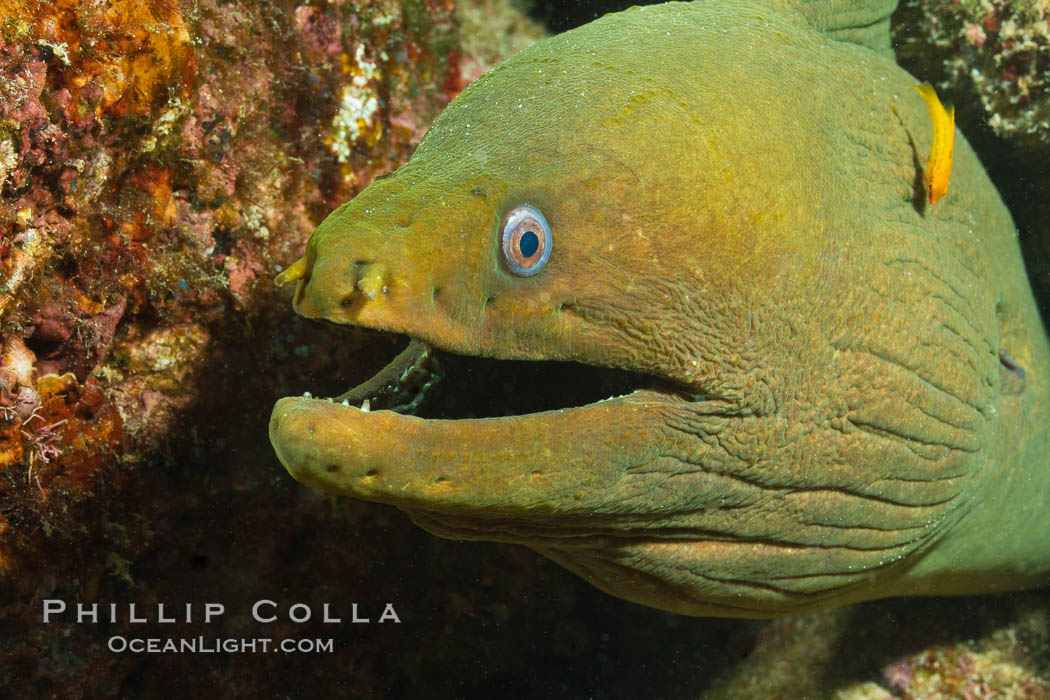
[270, 2, 1003, 617]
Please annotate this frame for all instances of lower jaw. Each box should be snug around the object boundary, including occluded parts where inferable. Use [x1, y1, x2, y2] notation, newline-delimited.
[269, 382, 680, 508]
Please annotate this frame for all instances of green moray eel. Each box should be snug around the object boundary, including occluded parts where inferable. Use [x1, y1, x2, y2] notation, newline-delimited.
[270, 0, 1050, 617]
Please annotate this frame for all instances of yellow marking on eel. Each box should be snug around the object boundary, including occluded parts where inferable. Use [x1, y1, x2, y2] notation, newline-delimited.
[912, 82, 954, 205]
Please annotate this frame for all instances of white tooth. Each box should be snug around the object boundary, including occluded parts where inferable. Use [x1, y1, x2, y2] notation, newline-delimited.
[302, 391, 313, 399]
[341, 399, 350, 406]
[361, 399, 371, 412]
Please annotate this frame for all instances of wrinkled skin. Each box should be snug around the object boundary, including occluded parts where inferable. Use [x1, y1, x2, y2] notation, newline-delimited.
[270, 0, 1050, 617]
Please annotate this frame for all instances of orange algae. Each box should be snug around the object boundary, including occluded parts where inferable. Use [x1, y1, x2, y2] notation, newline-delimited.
[2, 0, 194, 118]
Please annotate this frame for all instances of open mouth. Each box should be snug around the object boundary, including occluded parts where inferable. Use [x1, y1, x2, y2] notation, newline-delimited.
[320, 334, 696, 420]
[269, 324, 711, 530]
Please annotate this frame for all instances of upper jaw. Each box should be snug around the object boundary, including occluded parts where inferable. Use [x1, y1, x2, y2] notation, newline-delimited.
[273, 175, 721, 426]
[280, 241, 716, 421]
[282, 236, 717, 401]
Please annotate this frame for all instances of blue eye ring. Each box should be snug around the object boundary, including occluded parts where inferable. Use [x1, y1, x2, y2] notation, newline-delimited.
[500, 204, 552, 277]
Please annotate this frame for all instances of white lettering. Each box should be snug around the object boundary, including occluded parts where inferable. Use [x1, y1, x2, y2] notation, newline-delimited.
[323, 604, 341, 623]
[288, 603, 311, 623]
[252, 600, 277, 623]
[42, 600, 65, 623]
[351, 603, 369, 623]
[76, 603, 98, 623]
[204, 603, 225, 623]
[378, 604, 401, 623]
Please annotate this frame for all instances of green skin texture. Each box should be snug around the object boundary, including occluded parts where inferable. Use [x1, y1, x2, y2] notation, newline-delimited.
[270, 0, 1050, 617]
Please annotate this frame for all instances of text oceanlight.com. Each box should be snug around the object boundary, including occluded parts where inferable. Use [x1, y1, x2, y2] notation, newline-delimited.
[107, 636, 335, 654]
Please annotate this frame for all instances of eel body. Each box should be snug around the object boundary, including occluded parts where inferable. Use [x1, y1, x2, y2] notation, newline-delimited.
[270, 0, 1050, 617]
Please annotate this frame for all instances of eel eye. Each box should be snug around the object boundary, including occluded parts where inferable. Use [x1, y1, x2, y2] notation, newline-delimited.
[500, 204, 551, 277]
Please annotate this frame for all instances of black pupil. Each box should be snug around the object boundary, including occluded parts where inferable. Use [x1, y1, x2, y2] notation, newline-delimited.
[519, 230, 540, 258]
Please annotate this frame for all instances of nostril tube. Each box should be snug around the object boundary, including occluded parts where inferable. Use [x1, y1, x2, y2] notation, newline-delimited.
[274, 256, 310, 287]
[356, 262, 389, 301]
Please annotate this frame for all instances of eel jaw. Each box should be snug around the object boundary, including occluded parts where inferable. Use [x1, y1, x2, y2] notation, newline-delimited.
[332, 339, 443, 414]
[268, 333, 695, 514]
[269, 382, 683, 515]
